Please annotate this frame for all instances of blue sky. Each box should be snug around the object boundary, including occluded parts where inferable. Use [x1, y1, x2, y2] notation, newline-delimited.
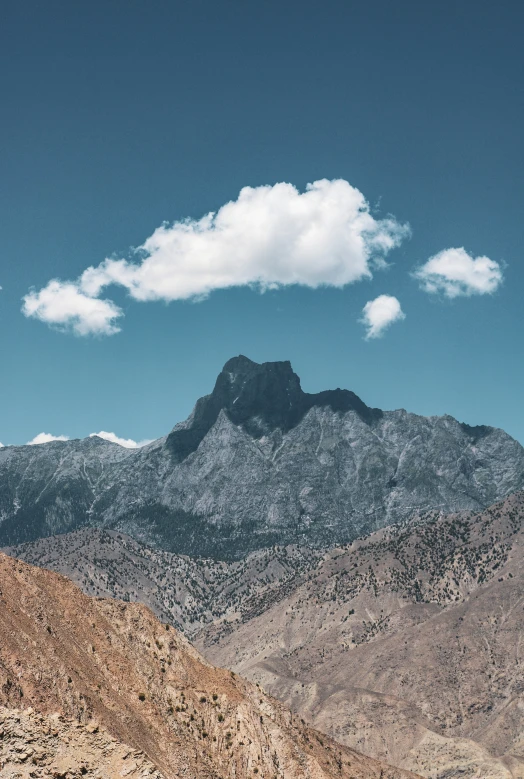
[1, 0, 523, 446]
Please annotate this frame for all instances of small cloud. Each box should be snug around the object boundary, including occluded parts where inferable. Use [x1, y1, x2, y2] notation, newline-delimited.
[90, 431, 152, 448]
[0, 442, 4, 447]
[413, 247, 503, 298]
[22, 179, 410, 336]
[22, 280, 122, 336]
[27, 432, 70, 445]
[361, 294, 405, 339]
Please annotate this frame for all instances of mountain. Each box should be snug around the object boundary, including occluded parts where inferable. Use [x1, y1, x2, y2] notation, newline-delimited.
[9, 491, 524, 777]
[0, 551, 418, 779]
[1, 356, 523, 558]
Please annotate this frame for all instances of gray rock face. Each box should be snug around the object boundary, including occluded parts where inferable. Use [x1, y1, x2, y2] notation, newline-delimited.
[1, 356, 523, 558]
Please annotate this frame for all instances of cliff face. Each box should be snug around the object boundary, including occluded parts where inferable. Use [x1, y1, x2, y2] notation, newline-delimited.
[1, 356, 523, 558]
[0, 551, 418, 779]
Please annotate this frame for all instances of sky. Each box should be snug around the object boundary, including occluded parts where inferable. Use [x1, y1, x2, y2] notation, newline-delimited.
[1, 0, 523, 447]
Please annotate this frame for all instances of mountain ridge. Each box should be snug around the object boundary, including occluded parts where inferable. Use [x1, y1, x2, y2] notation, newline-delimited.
[0, 549, 419, 779]
[1, 356, 523, 557]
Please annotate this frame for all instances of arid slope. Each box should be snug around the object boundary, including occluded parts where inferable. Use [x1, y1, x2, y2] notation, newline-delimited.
[0, 552, 417, 779]
[197, 493, 524, 778]
[8, 494, 524, 777]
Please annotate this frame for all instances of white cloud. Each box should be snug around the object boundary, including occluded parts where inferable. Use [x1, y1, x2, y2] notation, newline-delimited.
[413, 247, 503, 298]
[0, 442, 4, 448]
[90, 431, 152, 448]
[27, 432, 70, 445]
[22, 280, 123, 336]
[22, 179, 410, 335]
[361, 294, 405, 339]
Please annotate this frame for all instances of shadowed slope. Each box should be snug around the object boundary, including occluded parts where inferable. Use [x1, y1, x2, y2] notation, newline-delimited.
[166, 355, 382, 462]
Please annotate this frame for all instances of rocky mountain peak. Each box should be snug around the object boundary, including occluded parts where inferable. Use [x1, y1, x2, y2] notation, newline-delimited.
[1, 356, 522, 558]
[167, 355, 381, 462]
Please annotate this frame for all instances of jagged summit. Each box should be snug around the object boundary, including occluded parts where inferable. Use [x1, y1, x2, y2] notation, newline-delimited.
[167, 355, 382, 462]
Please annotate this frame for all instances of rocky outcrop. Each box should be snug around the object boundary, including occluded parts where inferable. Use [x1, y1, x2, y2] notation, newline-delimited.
[0, 706, 163, 778]
[1, 357, 523, 558]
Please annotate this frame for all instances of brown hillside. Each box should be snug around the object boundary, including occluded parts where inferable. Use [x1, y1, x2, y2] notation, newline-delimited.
[0, 552, 417, 779]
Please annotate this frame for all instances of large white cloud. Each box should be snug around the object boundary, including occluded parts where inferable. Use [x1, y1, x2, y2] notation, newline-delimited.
[27, 432, 70, 445]
[360, 294, 405, 339]
[413, 247, 503, 298]
[89, 431, 152, 448]
[22, 179, 410, 336]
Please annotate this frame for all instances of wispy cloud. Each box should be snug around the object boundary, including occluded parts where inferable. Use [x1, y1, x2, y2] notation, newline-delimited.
[361, 294, 405, 339]
[23, 431, 150, 448]
[22, 179, 410, 336]
[90, 431, 152, 448]
[27, 432, 70, 445]
[413, 247, 503, 298]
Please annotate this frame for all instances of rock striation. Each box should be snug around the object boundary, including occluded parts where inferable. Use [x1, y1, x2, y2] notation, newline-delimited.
[1, 356, 523, 558]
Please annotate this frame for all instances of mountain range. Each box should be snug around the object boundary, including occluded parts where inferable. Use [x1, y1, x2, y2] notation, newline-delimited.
[3, 356, 524, 777]
[8, 491, 524, 778]
[1, 355, 523, 558]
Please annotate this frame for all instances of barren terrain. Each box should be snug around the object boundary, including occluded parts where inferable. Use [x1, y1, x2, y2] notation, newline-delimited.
[0, 551, 417, 778]
[10, 493, 524, 777]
